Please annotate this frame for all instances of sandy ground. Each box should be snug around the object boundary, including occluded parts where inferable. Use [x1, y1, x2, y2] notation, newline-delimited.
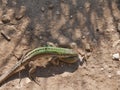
[0, 0, 120, 90]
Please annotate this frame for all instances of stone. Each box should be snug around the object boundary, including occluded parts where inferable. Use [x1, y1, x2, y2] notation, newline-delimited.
[85, 43, 91, 52]
[41, 7, 45, 12]
[116, 70, 120, 75]
[112, 53, 120, 60]
[100, 68, 104, 71]
[39, 36, 42, 39]
[70, 15, 73, 19]
[108, 74, 112, 78]
[56, 11, 60, 15]
[2, 15, 10, 23]
[82, 35, 85, 39]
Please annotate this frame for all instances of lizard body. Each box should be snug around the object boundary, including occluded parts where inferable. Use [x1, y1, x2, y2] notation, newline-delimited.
[0, 46, 80, 85]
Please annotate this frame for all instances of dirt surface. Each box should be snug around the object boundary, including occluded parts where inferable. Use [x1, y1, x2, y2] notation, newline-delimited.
[0, 0, 120, 90]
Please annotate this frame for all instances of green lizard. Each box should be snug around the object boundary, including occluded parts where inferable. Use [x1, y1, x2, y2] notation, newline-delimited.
[0, 46, 84, 85]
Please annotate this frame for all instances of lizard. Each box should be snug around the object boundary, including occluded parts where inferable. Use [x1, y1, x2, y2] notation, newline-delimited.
[0, 45, 85, 85]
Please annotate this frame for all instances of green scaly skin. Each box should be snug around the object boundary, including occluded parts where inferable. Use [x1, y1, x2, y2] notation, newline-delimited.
[0, 47, 79, 85]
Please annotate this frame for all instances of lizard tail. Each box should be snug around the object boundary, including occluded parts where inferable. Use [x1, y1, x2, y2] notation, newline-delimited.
[0, 58, 24, 86]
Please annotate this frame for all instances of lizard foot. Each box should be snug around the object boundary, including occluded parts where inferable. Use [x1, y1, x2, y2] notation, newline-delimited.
[46, 42, 58, 47]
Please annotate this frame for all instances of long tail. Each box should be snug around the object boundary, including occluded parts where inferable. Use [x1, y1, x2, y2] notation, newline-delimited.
[0, 59, 24, 85]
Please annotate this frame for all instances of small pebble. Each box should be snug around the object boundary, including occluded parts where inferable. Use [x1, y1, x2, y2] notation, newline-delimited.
[41, 7, 45, 12]
[56, 11, 60, 15]
[2, 15, 10, 23]
[39, 36, 42, 39]
[85, 43, 91, 52]
[108, 74, 112, 78]
[116, 70, 120, 75]
[112, 53, 120, 60]
[100, 68, 104, 71]
[82, 35, 85, 39]
[52, 73, 56, 76]
[70, 15, 73, 19]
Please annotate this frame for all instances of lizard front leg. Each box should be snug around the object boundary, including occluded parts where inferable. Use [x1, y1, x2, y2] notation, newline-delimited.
[28, 61, 36, 80]
[28, 61, 41, 86]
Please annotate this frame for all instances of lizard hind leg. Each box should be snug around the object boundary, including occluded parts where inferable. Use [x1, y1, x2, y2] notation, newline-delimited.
[28, 61, 41, 86]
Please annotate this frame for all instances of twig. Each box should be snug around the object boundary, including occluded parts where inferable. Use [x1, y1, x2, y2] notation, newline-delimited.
[1, 31, 11, 41]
